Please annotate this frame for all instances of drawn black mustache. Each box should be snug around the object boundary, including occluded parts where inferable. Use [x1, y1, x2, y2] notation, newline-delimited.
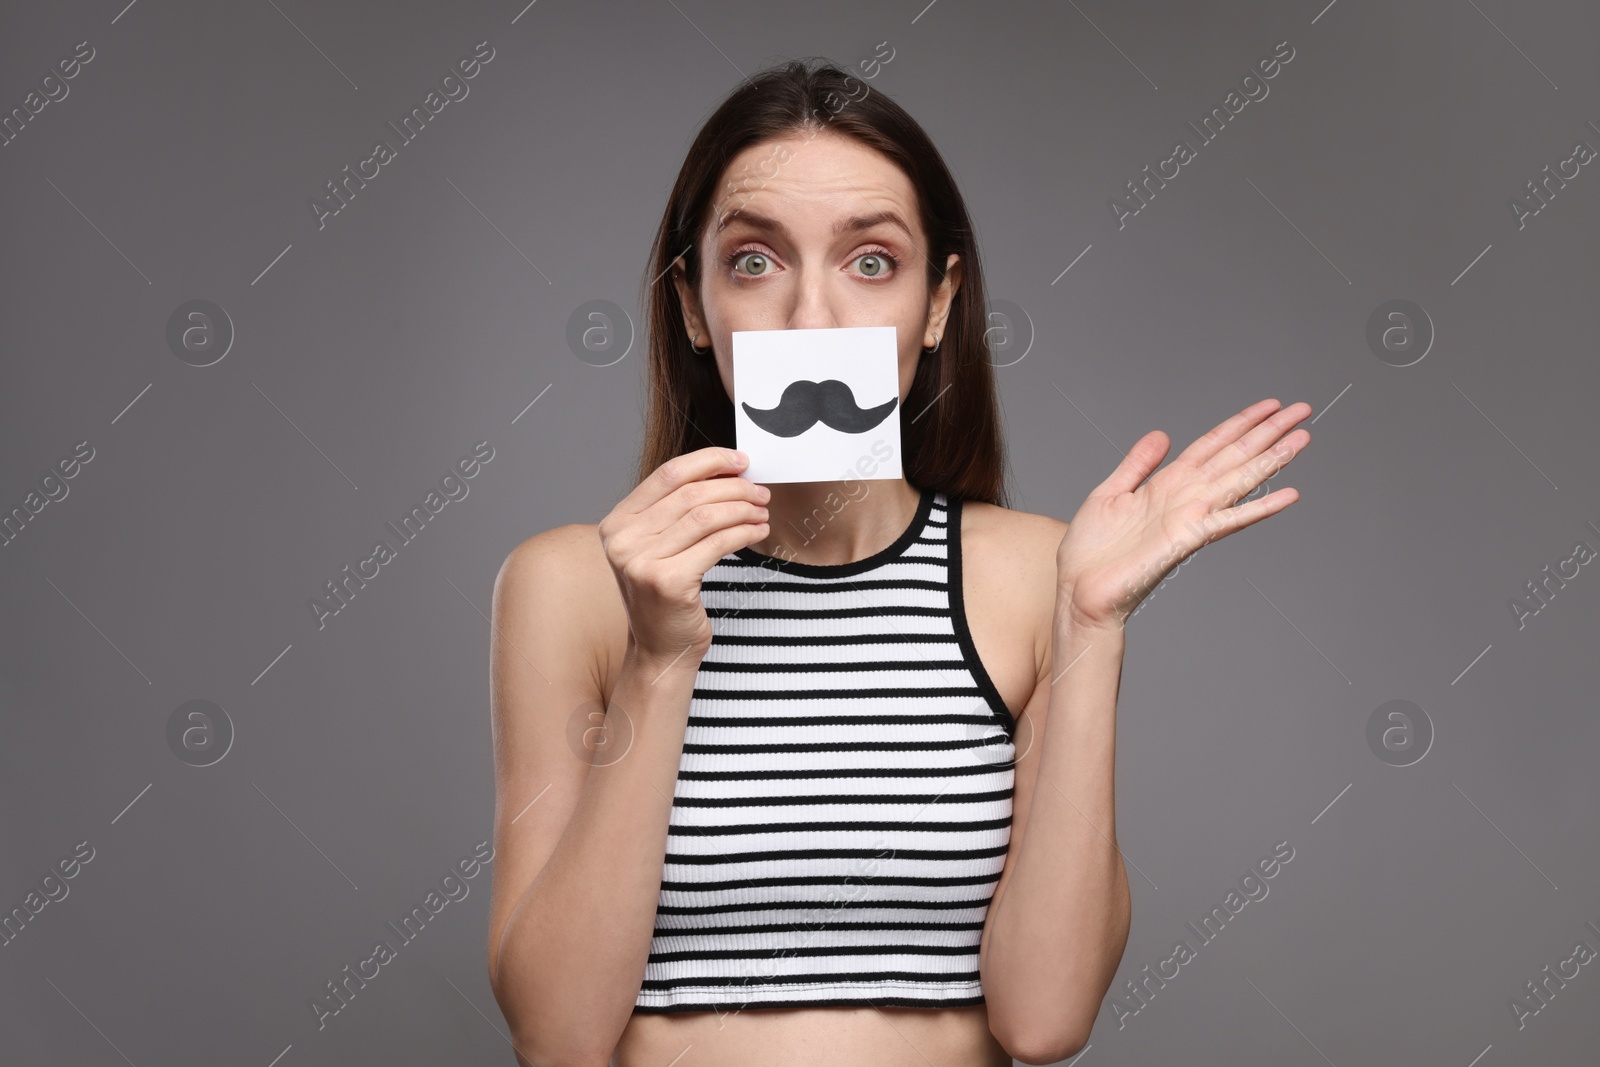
[741, 379, 898, 438]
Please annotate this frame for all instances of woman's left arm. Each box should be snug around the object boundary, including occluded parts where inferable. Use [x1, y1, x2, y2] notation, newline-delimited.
[980, 398, 1314, 1063]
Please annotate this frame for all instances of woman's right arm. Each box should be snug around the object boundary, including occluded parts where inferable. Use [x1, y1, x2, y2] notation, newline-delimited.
[485, 449, 769, 1067]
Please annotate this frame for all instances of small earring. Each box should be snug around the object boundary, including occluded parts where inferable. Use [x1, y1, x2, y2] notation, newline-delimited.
[923, 332, 942, 354]
[690, 334, 711, 355]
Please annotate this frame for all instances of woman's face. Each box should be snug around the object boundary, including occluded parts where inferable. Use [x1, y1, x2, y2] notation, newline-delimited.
[672, 127, 962, 406]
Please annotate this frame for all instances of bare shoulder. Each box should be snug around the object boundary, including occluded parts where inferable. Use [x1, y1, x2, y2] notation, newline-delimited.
[495, 522, 610, 602]
[958, 499, 1067, 678]
[959, 498, 1067, 586]
[494, 522, 630, 690]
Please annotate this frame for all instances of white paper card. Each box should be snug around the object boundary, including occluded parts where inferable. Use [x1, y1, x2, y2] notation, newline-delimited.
[732, 325, 903, 485]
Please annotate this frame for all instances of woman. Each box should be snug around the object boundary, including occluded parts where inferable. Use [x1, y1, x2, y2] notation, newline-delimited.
[485, 59, 1310, 1067]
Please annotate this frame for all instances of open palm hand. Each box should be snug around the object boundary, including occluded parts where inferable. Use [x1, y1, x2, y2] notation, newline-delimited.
[1056, 399, 1312, 630]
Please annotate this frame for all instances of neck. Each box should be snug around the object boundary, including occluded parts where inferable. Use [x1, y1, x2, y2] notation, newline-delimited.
[748, 479, 921, 567]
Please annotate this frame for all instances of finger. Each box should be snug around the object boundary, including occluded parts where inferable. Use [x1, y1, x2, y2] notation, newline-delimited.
[647, 498, 772, 561]
[1171, 398, 1282, 471]
[1095, 429, 1171, 498]
[638, 475, 768, 537]
[1191, 485, 1300, 544]
[1198, 401, 1312, 483]
[638, 518, 772, 611]
[1210, 426, 1309, 508]
[652, 514, 771, 588]
[622, 447, 750, 515]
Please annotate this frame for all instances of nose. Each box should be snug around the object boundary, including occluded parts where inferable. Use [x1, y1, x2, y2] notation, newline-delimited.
[784, 261, 839, 332]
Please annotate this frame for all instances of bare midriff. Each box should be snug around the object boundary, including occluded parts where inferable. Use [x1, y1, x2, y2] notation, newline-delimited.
[612, 1004, 1013, 1067]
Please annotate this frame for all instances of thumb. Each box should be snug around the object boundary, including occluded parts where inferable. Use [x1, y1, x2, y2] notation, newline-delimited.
[1095, 430, 1170, 497]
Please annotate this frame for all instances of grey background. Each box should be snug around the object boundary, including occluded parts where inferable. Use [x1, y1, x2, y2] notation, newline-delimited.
[3, 0, 1597, 1064]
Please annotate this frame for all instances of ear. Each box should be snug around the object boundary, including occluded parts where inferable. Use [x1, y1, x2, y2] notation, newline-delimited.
[924, 253, 963, 348]
[670, 253, 708, 346]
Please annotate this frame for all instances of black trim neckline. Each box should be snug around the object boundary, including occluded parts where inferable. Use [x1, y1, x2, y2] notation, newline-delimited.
[733, 484, 934, 578]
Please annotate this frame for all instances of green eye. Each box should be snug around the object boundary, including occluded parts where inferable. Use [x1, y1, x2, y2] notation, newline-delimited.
[853, 251, 899, 277]
[732, 252, 770, 275]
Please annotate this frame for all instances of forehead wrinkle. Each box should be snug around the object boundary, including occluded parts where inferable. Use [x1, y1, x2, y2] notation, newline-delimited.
[713, 208, 916, 245]
[711, 180, 922, 252]
[706, 138, 925, 258]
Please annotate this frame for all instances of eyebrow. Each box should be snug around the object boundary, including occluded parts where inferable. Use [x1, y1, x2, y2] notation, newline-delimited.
[713, 208, 916, 243]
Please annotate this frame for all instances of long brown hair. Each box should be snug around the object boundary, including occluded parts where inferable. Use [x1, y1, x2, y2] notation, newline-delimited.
[634, 58, 1010, 508]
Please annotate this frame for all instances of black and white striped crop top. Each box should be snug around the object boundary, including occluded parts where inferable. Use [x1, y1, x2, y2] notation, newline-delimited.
[633, 486, 1018, 1014]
